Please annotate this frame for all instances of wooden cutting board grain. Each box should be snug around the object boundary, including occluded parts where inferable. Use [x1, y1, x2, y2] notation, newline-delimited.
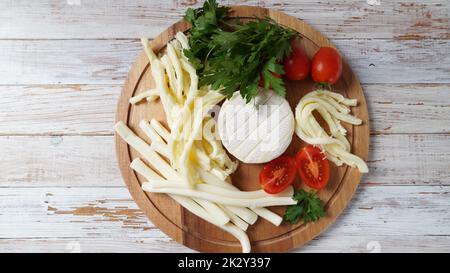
[115, 6, 369, 252]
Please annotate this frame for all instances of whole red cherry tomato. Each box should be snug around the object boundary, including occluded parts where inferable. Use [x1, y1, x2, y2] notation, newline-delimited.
[311, 47, 342, 84]
[283, 39, 310, 81]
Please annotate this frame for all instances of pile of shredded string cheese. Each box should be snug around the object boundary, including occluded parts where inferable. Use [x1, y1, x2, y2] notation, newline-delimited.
[114, 32, 296, 253]
[295, 89, 368, 173]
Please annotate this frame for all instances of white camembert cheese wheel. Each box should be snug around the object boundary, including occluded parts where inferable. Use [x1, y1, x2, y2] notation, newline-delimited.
[218, 90, 295, 164]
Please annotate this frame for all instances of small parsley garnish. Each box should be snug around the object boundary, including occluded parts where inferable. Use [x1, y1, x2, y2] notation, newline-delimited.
[284, 189, 326, 224]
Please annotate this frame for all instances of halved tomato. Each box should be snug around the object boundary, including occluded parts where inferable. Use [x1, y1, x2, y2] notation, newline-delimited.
[259, 156, 297, 194]
[296, 145, 330, 190]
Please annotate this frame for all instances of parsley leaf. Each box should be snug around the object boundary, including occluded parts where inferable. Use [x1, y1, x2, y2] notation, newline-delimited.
[183, 0, 229, 70]
[284, 189, 326, 224]
[262, 57, 286, 97]
[184, 0, 298, 103]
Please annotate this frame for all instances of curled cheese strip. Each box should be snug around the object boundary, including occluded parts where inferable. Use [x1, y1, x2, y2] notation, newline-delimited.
[308, 89, 357, 106]
[129, 89, 159, 104]
[130, 158, 249, 252]
[142, 183, 296, 208]
[295, 90, 368, 173]
[300, 97, 362, 125]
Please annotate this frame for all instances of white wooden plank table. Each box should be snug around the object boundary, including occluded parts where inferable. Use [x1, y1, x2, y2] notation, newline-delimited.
[0, 0, 449, 253]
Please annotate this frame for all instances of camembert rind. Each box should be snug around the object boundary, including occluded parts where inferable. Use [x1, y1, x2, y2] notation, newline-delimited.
[218, 90, 295, 164]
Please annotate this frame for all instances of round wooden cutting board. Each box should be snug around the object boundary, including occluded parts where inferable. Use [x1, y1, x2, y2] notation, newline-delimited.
[115, 6, 369, 252]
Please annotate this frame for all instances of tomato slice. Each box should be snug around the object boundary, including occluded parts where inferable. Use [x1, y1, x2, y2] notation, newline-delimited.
[296, 145, 330, 190]
[259, 156, 297, 194]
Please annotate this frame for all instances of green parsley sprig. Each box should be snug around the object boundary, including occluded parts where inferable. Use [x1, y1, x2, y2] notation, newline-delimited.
[184, 0, 298, 103]
[184, 0, 229, 70]
[284, 189, 326, 224]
